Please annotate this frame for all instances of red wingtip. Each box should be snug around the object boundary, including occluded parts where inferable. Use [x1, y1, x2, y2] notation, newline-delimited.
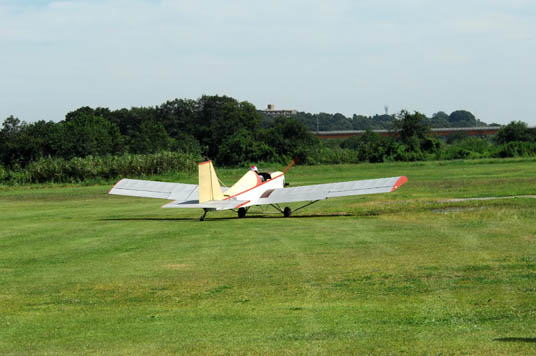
[391, 176, 408, 192]
[198, 160, 212, 166]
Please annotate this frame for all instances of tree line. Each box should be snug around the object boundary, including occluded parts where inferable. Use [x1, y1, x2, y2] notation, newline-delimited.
[1, 95, 535, 184]
[0, 96, 315, 168]
[278, 109, 492, 132]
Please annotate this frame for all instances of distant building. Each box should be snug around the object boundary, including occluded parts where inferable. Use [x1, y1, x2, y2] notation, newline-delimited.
[314, 126, 504, 139]
[258, 104, 297, 117]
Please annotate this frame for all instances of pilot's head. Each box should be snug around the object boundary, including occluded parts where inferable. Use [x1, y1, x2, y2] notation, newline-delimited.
[250, 165, 259, 172]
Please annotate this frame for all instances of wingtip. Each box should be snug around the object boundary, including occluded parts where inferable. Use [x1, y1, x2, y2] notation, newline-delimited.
[390, 176, 408, 192]
[108, 178, 125, 195]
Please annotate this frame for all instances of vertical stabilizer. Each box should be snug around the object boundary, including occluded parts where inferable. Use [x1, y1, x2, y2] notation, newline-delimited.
[198, 161, 224, 203]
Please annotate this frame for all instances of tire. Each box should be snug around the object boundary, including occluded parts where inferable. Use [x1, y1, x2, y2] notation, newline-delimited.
[238, 207, 247, 218]
[283, 207, 292, 217]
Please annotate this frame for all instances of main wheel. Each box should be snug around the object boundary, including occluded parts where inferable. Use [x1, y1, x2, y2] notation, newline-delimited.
[238, 207, 247, 218]
[283, 207, 292, 217]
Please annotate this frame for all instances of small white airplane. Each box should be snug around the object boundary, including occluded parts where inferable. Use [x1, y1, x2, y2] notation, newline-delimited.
[109, 160, 407, 221]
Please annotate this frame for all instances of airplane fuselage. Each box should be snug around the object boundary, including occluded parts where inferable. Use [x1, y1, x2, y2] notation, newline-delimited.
[225, 171, 285, 208]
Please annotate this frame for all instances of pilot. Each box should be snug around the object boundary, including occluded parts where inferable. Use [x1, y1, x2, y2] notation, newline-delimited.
[250, 165, 265, 182]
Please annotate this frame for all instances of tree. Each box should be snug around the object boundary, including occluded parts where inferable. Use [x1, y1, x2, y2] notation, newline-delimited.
[55, 114, 124, 158]
[217, 129, 275, 165]
[157, 99, 198, 139]
[66, 106, 113, 122]
[449, 110, 479, 127]
[0, 116, 27, 166]
[391, 111, 442, 160]
[394, 111, 430, 148]
[195, 96, 260, 159]
[429, 111, 450, 127]
[129, 120, 172, 154]
[495, 121, 534, 144]
[261, 117, 318, 163]
[341, 130, 397, 163]
[24, 120, 61, 161]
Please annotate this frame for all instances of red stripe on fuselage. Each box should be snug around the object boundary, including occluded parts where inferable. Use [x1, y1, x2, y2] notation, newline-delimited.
[224, 174, 284, 200]
[234, 200, 251, 209]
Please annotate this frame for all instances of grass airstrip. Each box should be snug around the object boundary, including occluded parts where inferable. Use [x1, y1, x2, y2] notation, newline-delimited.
[0, 158, 535, 355]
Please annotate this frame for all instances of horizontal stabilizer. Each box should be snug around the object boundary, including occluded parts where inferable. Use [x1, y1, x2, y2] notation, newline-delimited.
[162, 199, 249, 210]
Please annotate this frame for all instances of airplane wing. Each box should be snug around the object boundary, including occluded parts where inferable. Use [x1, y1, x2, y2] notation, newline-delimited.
[109, 179, 199, 201]
[255, 176, 408, 205]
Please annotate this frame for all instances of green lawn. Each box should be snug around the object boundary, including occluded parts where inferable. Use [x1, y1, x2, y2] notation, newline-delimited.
[1, 159, 535, 355]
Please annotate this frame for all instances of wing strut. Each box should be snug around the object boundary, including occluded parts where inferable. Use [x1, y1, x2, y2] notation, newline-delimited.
[293, 200, 319, 213]
[270, 200, 319, 217]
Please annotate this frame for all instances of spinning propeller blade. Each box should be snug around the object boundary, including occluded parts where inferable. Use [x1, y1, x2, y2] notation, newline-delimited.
[282, 159, 297, 174]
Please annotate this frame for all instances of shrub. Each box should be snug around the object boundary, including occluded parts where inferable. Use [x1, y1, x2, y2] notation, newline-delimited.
[442, 147, 476, 160]
[307, 147, 359, 165]
[496, 121, 534, 144]
[492, 142, 536, 158]
[441, 137, 493, 160]
[341, 131, 398, 163]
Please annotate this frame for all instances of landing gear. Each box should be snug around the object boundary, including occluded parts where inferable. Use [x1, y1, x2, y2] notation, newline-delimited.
[200, 209, 209, 221]
[238, 207, 247, 219]
[283, 207, 292, 217]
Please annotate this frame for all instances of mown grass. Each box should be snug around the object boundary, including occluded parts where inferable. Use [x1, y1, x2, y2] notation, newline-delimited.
[0, 158, 535, 355]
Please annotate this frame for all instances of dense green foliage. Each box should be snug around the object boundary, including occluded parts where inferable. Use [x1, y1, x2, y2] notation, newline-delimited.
[0, 96, 314, 168]
[1, 152, 201, 184]
[1, 96, 535, 184]
[336, 119, 536, 163]
[287, 109, 489, 131]
[1, 160, 535, 354]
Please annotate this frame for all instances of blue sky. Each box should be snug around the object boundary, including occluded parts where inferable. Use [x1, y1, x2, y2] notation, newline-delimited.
[1, 0, 535, 124]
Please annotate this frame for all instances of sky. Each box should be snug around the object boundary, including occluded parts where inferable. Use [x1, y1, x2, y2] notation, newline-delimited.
[0, 0, 535, 125]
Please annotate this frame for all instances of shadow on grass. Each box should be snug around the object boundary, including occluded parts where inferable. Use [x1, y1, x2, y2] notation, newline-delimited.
[101, 213, 353, 222]
[102, 217, 195, 222]
[493, 338, 536, 343]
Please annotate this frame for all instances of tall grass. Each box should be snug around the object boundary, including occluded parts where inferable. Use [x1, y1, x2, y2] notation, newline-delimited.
[1, 151, 202, 185]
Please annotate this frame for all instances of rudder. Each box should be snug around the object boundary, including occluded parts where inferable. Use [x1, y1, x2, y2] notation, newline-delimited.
[198, 161, 224, 203]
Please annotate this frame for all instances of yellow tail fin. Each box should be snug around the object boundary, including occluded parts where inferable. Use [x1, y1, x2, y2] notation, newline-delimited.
[198, 161, 224, 203]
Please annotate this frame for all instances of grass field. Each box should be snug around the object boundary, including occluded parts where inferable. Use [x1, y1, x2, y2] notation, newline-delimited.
[1, 159, 535, 355]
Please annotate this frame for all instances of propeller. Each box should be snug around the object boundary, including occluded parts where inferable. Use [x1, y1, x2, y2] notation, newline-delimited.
[282, 158, 297, 175]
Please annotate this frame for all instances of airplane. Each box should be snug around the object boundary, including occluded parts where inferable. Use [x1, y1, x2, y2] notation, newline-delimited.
[109, 160, 408, 221]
